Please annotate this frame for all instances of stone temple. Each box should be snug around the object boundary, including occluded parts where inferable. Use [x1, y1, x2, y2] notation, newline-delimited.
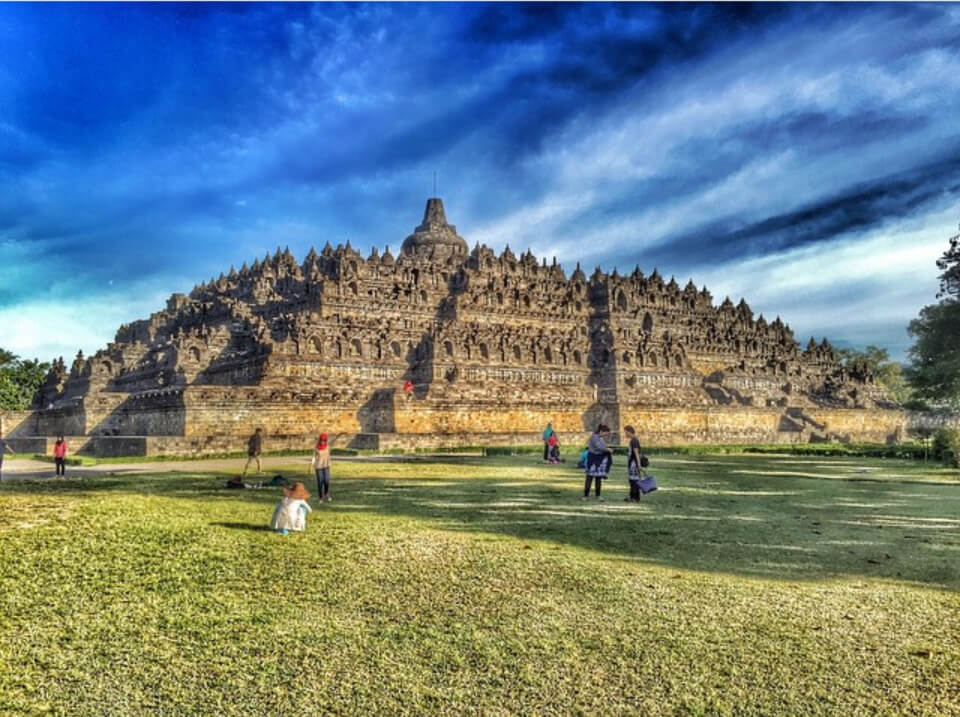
[4, 198, 905, 456]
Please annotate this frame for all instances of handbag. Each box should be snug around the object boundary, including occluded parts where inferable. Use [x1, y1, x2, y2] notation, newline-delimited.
[638, 475, 657, 494]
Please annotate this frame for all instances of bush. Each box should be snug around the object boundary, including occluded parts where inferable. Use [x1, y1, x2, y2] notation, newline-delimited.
[932, 428, 960, 467]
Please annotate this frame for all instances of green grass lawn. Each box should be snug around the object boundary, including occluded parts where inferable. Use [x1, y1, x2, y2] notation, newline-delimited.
[1, 454, 959, 716]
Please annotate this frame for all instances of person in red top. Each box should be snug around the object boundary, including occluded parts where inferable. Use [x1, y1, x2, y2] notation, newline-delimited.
[53, 436, 67, 477]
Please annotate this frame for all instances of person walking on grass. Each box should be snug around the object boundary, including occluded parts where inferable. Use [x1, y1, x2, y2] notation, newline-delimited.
[242, 428, 264, 477]
[0, 430, 13, 482]
[53, 435, 68, 477]
[584, 423, 613, 500]
[624, 425, 643, 502]
[310, 432, 332, 503]
[542, 422, 554, 462]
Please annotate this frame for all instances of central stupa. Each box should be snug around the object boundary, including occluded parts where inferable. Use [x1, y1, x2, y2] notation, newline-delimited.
[400, 197, 468, 257]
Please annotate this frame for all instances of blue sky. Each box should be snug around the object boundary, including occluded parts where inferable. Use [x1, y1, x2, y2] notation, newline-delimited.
[2, 2, 959, 363]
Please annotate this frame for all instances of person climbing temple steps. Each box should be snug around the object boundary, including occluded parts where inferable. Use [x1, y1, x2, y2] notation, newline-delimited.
[584, 423, 613, 500]
[242, 428, 264, 477]
[310, 432, 332, 503]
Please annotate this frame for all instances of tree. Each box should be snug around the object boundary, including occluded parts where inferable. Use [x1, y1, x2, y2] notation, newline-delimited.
[0, 349, 50, 410]
[836, 345, 911, 404]
[937, 227, 960, 299]
[906, 225, 960, 408]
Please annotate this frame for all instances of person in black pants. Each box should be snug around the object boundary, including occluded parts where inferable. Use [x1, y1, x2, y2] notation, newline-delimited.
[53, 436, 68, 477]
[624, 425, 642, 502]
[583, 424, 612, 500]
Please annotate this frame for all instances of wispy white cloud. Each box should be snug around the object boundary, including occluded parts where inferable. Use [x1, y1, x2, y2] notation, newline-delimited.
[0, 286, 174, 362]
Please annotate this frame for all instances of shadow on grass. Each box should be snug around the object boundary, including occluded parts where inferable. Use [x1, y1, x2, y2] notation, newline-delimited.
[2, 455, 959, 589]
[336, 459, 960, 590]
[210, 522, 274, 532]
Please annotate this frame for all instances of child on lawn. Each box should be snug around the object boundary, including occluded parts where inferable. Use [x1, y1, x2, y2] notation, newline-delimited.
[270, 482, 312, 535]
[547, 433, 562, 463]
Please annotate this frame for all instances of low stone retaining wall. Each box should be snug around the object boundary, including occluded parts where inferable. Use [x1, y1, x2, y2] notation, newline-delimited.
[9, 405, 908, 458]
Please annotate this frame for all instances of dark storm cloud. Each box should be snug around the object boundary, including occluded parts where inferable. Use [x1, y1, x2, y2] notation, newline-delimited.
[1, 2, 959, 361]
[630, 154, 960, 274]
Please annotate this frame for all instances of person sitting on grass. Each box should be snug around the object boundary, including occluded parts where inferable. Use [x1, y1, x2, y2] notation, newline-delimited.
[576, 445, 589, 470]
[270, 481, 312, 535]
[547, 433, 563, 464]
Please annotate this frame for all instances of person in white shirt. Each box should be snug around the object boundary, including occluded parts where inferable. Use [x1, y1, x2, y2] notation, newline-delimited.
[270, 482, 313, 535]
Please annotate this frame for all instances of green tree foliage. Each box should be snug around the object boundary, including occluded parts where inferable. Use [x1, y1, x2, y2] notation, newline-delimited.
[931, 427, 960, 467]
[836, 345, 911, 404]
[0, 349, 50, 410]
[907, 226, 960, 407]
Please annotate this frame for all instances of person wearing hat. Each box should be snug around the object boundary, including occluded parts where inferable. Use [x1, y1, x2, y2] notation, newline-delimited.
[310, 432, 332, 503]
[270, 481, 312, 535]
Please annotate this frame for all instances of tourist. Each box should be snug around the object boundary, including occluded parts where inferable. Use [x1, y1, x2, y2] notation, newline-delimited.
[310, 432, 332, 503]
[242, 428, 264, 476]
[53, 435, 68, 477]
[576, 445, 589, 469]
[0, 431, 13, 481]
[624, 425, 643, 502]
[547, 433, 562, 463]
[270, 481, 312, 535]
[542, 422, 554, 461]
[584, 423, 613, 500]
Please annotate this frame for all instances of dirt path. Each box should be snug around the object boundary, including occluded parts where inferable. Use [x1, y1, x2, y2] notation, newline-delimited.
[0, 452, 487, 482]
[0, 455, 311, 481]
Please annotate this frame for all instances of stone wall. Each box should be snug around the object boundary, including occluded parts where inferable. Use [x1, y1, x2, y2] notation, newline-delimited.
[1, 410, 36, 437]
[46, 405, 905, 458]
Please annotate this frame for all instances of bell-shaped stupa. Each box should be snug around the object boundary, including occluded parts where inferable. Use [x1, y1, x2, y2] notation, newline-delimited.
[400, 198, 468, 257]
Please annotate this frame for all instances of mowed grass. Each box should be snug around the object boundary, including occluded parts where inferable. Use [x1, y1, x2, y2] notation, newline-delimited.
[1, 454, 959, 716]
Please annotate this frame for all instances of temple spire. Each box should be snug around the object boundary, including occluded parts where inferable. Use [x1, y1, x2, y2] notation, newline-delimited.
[400, 198, 468, 258]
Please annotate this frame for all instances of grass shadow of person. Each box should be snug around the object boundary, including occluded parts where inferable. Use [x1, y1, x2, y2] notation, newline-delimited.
[209, 521, 274, 532]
